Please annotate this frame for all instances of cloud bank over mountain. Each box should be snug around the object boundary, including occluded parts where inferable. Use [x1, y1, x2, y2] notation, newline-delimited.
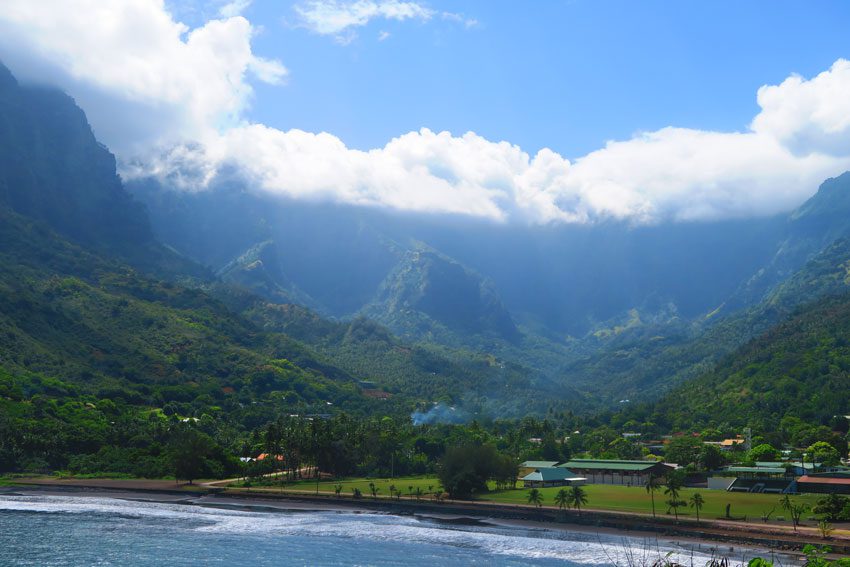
[2, 1, 850, 224]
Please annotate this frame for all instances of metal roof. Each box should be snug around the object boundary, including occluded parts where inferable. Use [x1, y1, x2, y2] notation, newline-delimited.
[798, 475, 850, 485]
[520, 461, 561, 468]
[559, 459, 665, 472]
[521, 467, 581, 482]
[725, 466, 786, 474]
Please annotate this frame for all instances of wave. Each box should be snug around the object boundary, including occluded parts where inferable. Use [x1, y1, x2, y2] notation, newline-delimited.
[0, 494, 731, 565]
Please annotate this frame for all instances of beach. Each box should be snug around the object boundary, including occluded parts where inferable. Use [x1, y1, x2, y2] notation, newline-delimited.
[3, 480, 834, 564]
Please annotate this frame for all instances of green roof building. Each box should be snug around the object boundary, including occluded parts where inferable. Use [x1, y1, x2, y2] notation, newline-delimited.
[557, 459, 674, 486]
[521, 467, 586, 488]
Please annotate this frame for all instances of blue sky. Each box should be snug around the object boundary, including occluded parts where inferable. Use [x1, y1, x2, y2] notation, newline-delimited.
[237, 1, 850, 158]
[2, 1, 850, 224]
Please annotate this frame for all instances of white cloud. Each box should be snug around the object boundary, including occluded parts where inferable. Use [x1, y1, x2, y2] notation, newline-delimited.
[377, 30, 391, 41]
[293, 0, 474, 42]
[295, 0, 433, 36]
[0, 0, 285, 155]
[751, 59, 850, 157]
[218, 0, 252, 18]
[1, 3, 849, 225]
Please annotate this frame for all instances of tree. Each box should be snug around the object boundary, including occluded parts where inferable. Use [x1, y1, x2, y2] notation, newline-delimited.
[697, 444, 725, 471]
[748, 443, 780, 463]
[169, 426, 214, 484]
[568, 485, 588, 515]
[437, 444, 501, 499]
[645, 474, 662, 519]
[779, 494, 793, 516]
[369, 482, 379, 500]
[818, 519, 834, 540]
[664, 436, 703, 467]
[813, 494, 850, 521]
[667, 497, 687, 521]
[664, 471, 685, 519]
[555, 488, 570, 516]
[527, 488, 543, 508]
[790, 502, 808, 532]
[689, 492, 705, 523]
[807, 441, 841, 467]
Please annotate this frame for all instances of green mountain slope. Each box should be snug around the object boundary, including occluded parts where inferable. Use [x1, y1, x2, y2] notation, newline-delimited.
[560, 175, 850, 404]
[362, 245, 520, 342]
[644, 291, 850, 433]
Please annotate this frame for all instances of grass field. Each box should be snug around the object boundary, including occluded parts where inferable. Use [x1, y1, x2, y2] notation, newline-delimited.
[252, 476, 822, 522]
[255, 475, 441, 498]
[482, 484, 821, 521]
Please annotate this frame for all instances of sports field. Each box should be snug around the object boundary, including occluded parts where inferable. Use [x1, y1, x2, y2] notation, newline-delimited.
[263, 476, 822, 521]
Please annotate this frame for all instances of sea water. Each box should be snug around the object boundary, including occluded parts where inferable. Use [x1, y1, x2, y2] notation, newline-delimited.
[0, 493, 778, 566]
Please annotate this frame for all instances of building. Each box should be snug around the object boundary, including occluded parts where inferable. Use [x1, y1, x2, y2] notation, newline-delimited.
[519, 460, 561, 477]
[521, 467, 585, 488]
[557, 459, 674, 486]
[797, 472, 850, 494]
[721, 465, 794, 494]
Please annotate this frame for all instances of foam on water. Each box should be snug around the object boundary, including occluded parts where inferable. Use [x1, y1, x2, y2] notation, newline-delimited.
[0, 494, 761, 566]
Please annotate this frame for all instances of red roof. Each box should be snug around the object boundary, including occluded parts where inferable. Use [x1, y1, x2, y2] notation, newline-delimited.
[798, 476, 850, 485]
[256, 453, 284, 462]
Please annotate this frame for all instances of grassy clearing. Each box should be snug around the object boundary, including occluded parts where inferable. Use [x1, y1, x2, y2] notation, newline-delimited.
[253, 476, 442, 498]
[481, 484, 821, 521]
[262, 475, 822, 522]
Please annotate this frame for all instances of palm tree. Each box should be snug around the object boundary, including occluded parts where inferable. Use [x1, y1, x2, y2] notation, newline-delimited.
[689, 492, 705, 523]
[527, 488, 544, 508]
[389, 484, 397, 500]
[414, 486, 423, 501]
[568, 485, 588, 515]
[779, 494, 792, 515]
[645, 474, 662, 519]
[666, 497, 686, 521]
[554, 488, 570, 517]
[664, 472, 684, 520]
[334, 484, 343, 498]
[368, 482, 380, 500]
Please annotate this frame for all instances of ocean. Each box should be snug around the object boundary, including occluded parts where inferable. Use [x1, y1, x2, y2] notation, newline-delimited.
[0, 493, 778, 566]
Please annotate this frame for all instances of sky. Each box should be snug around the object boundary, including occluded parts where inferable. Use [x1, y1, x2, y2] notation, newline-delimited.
[0, 1, 850, 224]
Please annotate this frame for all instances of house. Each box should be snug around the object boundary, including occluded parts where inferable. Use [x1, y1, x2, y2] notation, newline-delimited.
[557, 459, 674, 486]
[521, 467, 586, 488]
[256, 453, 284, 462]
[718, 437, 746, 450]
[519, 460, 561, 476]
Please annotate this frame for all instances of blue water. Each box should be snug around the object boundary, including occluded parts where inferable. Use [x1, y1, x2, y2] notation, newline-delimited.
[0, 493, 767, 566]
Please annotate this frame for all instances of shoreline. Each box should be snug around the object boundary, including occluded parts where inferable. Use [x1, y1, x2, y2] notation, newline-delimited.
[2, 484, 795, 565]
[5, 479, 842, 561]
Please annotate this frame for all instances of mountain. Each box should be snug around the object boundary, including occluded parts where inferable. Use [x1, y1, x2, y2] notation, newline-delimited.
[362, 245, 520, 342]
[128, 179, 784, 336]
[0, 64, 149, 249]
[725, 171, 850, 311]
[635, 290, 850, 434]
[0, 64, 204, 279]
[0, 63, 577, 432]
[127, 176, 790, 402]
[0, 63, 594, 474]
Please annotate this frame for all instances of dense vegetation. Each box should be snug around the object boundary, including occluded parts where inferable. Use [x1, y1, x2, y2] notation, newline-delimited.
[3, 59, 850, 485]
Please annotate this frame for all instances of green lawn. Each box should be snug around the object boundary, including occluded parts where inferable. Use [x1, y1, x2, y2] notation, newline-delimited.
[481, 484, 821, 521]
[255, 475, 442, 498]
[262, 476, 821, 522]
